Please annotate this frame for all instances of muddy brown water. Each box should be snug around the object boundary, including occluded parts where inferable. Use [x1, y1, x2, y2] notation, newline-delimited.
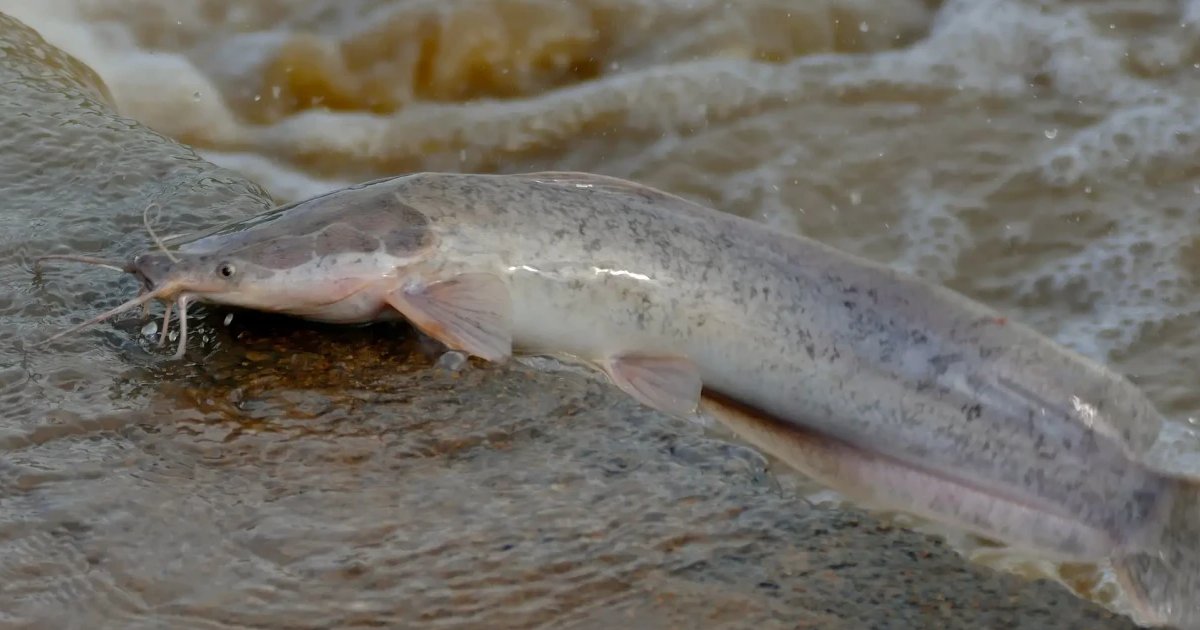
[3, 1, 1199, 628]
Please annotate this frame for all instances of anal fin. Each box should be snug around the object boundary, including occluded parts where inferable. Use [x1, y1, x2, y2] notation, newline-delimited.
[698, 394, 1118, 561]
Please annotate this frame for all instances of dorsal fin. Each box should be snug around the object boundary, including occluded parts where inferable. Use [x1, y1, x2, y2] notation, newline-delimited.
[516, 171, 719, 217]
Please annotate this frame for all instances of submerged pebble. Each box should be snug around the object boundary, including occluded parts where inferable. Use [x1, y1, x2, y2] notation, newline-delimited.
[435, 350, 469, 372]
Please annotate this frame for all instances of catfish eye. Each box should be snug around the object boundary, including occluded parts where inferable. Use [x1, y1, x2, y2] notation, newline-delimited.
[217, 263, 236, 278]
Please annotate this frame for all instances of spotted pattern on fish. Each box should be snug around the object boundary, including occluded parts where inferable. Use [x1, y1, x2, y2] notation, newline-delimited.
[132, 170, 1176, 570]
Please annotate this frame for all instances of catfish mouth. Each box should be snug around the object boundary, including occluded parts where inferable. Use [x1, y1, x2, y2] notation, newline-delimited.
[135, 272, 156, 294]
[130, 252, 179, 293]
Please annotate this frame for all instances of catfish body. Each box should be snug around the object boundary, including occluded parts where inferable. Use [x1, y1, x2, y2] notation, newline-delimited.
[141, 171, 1194, 626]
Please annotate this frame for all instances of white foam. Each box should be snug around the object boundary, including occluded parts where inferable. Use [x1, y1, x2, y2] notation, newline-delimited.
[197, 150, 353, 204]
[1039, 96, 1200, 187]
[902, 1, 1140, 99]
[0, 1, 242, 142]
[890, 171, 975, 282]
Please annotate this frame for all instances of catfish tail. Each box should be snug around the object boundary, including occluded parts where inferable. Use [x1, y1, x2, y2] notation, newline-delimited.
[1113, 477, 1200, 629]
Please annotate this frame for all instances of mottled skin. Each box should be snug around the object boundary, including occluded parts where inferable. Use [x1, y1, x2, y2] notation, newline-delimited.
[125, 171, 1195, 628]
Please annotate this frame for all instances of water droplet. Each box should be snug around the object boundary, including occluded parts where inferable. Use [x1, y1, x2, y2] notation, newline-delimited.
[858, 21, 869, 33]
[849, 190, 862, 206]
[141, 321, 158, 338]
[1083, 186, 1092, 194]
[223, 313, 234, 326]
[253, 94, 262, 102]
[271, 85, 281, 99]
[1044, 128, 1058, 139]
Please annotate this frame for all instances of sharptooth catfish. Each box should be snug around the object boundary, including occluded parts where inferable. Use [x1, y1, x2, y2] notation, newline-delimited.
[34, 172, 1200, 628]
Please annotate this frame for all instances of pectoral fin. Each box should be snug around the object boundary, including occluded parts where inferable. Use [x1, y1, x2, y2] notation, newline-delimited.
[602, 353, 702, 418]
[385, 273, 513, 363]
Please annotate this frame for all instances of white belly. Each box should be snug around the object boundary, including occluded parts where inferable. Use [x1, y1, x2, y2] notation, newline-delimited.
[287, 290, 401, 324]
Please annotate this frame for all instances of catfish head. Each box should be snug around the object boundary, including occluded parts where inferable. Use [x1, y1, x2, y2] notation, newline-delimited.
[130, 250, 240, 295]
[32, 247, 240, 359]
[34, 184, 441, 359]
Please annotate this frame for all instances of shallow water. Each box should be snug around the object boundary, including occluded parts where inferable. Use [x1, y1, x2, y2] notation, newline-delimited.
[2, 0, 1199, 627]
